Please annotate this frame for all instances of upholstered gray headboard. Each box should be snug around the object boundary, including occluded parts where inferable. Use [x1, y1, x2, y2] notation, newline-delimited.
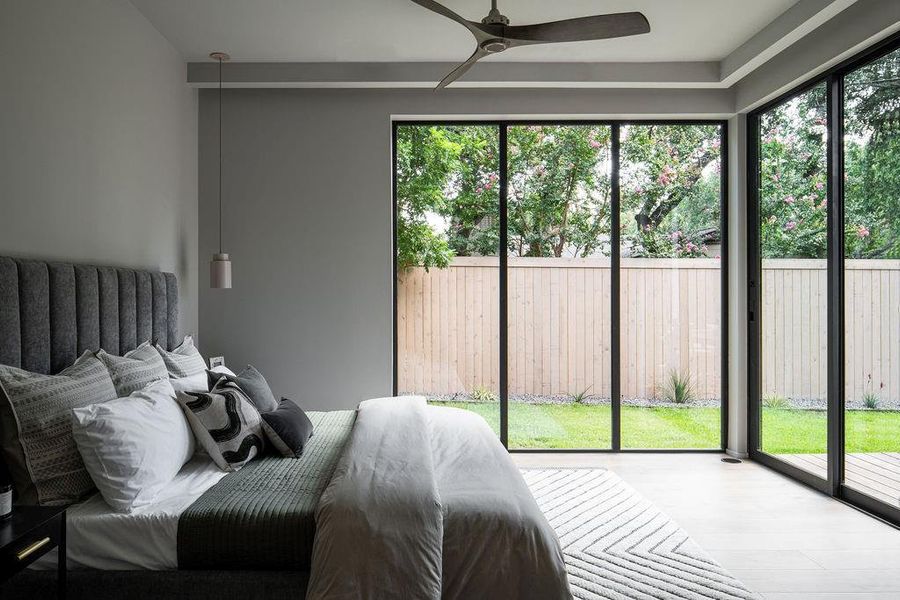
[0, 257, 178, 375]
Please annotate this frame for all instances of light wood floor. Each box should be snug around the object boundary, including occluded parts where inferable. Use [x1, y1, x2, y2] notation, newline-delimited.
[512, 453, 900, 599]
[778, 452, 900, 508]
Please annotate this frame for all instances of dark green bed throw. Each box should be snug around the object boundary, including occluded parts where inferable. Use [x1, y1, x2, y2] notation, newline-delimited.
[177, 410, 356, 570]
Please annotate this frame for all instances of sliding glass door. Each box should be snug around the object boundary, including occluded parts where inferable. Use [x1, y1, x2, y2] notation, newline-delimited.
[749, 34, 900, 525]
[395, 121, 726, 451]
[756, 83, 829, 479]
[842, 45, 900, 512]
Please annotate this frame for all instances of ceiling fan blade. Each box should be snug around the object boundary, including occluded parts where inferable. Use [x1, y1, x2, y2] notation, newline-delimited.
[504, 12, 650, 44]
[409, 0, 488, 39]
[436, 47, 488, 90]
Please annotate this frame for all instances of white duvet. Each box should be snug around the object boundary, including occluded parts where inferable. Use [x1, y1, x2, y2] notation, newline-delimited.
[307, 397, 572, 600]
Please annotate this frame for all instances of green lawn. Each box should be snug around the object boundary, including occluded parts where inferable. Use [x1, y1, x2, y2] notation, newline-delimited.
[430, 401, 900, 453]
[762, 408, 900, 454]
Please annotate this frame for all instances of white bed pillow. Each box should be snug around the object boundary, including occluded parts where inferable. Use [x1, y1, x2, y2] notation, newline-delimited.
[155, 335, 207, 378]
[71, 379, 196, 513]
[170, 365, 236, 394]
[170, 372, 209, 394]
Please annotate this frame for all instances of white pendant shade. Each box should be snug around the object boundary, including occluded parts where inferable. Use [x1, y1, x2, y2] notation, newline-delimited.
[211, 52, 233, 288]
[210, 253, 232, 289]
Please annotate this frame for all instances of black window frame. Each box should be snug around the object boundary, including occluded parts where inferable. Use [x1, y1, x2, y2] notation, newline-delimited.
[392, 119, 729, 453]
[747, 31, 900, 527]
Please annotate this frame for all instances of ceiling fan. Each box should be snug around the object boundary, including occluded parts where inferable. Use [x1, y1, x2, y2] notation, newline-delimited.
[411, 0, 651, 89]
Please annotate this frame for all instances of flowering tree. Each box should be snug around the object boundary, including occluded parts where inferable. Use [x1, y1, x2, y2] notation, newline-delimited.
[759, 86, 828, 259]
[759, 48, 900, 259]
[844, 48, 900, 259]
[620, 125, 721, 258]
[507, 125, 612, 258]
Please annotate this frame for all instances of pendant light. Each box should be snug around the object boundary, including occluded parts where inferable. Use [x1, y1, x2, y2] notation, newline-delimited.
[210, 51, 232, 289]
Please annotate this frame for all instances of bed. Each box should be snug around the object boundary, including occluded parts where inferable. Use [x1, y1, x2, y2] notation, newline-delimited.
[0, 257, 571, 599]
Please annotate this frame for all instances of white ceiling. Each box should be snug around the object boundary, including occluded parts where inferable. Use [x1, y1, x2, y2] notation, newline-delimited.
[131, 0, 798, 63]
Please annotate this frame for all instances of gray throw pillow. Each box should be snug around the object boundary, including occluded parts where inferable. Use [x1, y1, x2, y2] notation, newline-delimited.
[207, 365, 279, 413]
[97, 341, 169, 397]
[260, 399, 315, 458]
[0, 351, 117, 505]
[155, 335, 207, 378]
[177, 379, 265, 472]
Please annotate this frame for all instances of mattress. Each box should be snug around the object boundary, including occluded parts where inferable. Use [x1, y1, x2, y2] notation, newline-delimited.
[31, 456, 226, 570]
[29, 409, 353, 572]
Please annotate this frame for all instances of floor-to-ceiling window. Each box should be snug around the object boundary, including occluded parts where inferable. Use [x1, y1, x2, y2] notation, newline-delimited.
[749, 34, 900, 525]
[620, 124, 724, 449]
[505, 125, 614, 449]
[395, 121, 726, 451]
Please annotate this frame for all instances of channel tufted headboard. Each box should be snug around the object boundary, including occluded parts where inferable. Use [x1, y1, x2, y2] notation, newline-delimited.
[0, 257, 178, 375]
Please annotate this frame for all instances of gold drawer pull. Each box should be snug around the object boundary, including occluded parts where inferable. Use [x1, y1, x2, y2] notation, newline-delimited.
[16, 536, 51, 561]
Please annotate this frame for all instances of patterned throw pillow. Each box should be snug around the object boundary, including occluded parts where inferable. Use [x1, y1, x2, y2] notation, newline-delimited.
[97, 341, 168, 396]
[177, 379, 265, 472]
[0, 351, 117, 505]
[155, 335, 207, 378]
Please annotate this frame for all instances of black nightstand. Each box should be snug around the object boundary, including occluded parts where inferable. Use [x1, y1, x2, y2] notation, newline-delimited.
[1, 506, 66, 599]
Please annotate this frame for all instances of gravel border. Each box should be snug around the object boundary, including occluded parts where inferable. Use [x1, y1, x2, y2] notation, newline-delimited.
[421, 392, 900, 411]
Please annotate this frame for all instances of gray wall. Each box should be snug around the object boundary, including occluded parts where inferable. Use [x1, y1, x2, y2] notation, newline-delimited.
[0, 0, 199, 335]
[198, 88, 733, 411]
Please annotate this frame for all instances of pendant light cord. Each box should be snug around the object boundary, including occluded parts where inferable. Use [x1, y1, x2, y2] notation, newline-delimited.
[218, 56, 223, 255]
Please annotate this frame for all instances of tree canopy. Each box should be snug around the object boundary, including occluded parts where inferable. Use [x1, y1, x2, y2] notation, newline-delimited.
[396, 123, 722, 269]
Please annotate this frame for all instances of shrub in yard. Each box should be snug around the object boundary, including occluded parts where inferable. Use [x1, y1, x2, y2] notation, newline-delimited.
[763, 395, 789, 409]
[471, 386, 498, 403]
[863, 392, 879, 410]
[861, 375, 883, 410]
[661, 370, 694, 404]
[570, 386, 593, 404]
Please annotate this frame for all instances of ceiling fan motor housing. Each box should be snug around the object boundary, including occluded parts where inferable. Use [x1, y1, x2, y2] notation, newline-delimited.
[481, 38, 509, 53]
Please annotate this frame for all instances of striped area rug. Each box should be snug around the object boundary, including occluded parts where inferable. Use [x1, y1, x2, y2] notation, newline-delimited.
[523, 469, 759, 600]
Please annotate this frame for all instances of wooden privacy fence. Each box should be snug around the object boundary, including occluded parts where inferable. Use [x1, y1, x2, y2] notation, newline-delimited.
[398, 257, 900, 403]
[397, 256, 721, 400]
[761, 259, 900, 404]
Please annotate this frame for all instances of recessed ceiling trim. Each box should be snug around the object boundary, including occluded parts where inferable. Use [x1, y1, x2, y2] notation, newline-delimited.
[719, 0, 858, 86]
[186, 60, 722, 89]
[735, 0, 900, 112]
[390, 113, 736, 121]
